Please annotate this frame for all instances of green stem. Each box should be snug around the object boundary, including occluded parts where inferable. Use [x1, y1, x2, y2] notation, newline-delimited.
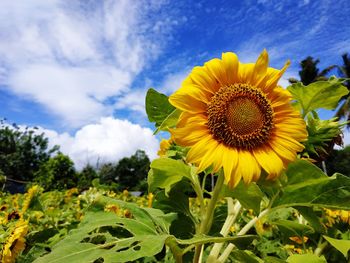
[207, 199, 242, 263]
[314, 237, 328, 257]
[166, 237, 184, 263]
[193, 171, 225, 263]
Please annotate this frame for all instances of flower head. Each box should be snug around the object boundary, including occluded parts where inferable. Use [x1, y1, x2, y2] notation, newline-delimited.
[157, 138, 172, 157]
[1, 220, 28, 263]
[169, 50, 307, 187]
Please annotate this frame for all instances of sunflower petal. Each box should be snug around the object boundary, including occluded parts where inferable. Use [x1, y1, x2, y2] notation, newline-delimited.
[222, 52, 239, 84]
[222, 146, 238, 185]
[237, 150, 261, 184]
[205, 58, 228, 87]
[253, 146, 284, 179]
[252, 49, 269, 86]
[190, 66, 219, 94]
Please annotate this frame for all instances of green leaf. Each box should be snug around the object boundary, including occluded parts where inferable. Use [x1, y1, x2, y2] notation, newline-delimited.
[273, 160, 350, 210]
[145, 88, 177, 131]
[155, 109, 181, 134]
[229, 250, 264, 263]
[273, 219, 314, 238]
[323, 235, 350, 258]
[177, 234, 257, 250]
[33, 199, 177, 263]
[287, 78, 349, 116]
[221, 182, 264, 214]
[153, 183, 196, 239]
[148, 158, 192, 195]
[286, 254, 327, 263]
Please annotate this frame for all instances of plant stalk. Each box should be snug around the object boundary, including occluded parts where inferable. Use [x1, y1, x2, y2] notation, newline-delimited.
[193, 171, 225, 263]
[207, 199, 241, 262]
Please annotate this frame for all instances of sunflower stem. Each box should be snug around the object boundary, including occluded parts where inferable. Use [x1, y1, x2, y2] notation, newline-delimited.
[217, 208, 270, 263]
[207, 199, 242, 263]
[193, 171, 225, 263]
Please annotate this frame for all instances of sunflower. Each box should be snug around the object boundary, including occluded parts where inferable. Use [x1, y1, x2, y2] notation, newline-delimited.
[169, 50, 307, 187]
[1, 220, 28, 263]
[157, 138, 172, 157]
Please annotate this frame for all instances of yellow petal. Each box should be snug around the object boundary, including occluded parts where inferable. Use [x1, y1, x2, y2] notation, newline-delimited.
[253, 146, 284, 180]
[171, 127, 209, 146]
[190, 66, 219, 94]
[186, 135, 213, 164]
[222, 146, 238, 185]
[264, 60, 290, 92]
[197, 139, 220, 172]
[205, 58, 228, 87]
[237, 150, 261, 184]
[238, 63, 255, 84]
[169, 90, 207, 114]
[252, 49, 269, 86]
[222, 52, 239, 84]
[212, 143, 227, 173]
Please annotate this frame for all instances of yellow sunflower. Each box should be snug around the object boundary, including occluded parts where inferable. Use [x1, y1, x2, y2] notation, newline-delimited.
[157, 138, 173, 156]
[169, 50, 307, 187]
[1, 220, 28, 263]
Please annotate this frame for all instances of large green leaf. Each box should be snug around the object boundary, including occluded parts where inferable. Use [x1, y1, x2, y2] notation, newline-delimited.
[177, 234, 257, 250]
[287, 78, 349, 116]
[145, 88, 178, 132]
[323, 235, 350, 258]
[272, 160, 350, 210]
[222, 182, 264, 214]
[148, 158, 192, 195]
[153, 183, 196, 239]
[286, 254, 327, 263]
[155, 109, 181, 134]
[34, 197, 177, 263]
[273, 219, 314, 238]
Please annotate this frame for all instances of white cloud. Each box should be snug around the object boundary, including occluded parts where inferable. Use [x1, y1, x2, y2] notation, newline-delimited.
[0, 0, 172, 127]
[40, 117, 159, 169]
[160, 69, 191, 94]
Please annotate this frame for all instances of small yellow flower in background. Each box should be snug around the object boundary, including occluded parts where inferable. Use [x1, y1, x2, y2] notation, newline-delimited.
[1, 219, 28, 263]
[157, 137, 173, 157]
[285, 244, 303, 255]
[147, 193, 154, 208]
[21, 185, 41, 216]
[325, 209, 350, 226]
[64, 188, 79, 203]
[289, 236, 308, 245]
[122, 189, 129, 197]
[169, 50, 307, 187]
[104, 204, 119, 214]
[339, 210, 350, 224]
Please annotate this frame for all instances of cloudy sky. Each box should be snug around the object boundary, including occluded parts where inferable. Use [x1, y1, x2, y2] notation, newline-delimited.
[0, 0, 349, 168]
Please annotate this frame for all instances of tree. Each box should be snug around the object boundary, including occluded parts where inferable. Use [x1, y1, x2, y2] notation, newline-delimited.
[114, 150, 150, 191]
[326, 146, 350, 176]
[0, 121, 59, 184]
[77, 164, 98, 190]
[335, 53, 350, 127]
[34, 153, 77, 191]
[289, 56, 336, 85]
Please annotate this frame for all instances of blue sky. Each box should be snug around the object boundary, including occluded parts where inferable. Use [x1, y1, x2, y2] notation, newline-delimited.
[0, 0, 349, 167]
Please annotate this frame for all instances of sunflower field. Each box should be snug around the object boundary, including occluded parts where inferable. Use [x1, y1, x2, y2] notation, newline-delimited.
[1, 51, 350, 263]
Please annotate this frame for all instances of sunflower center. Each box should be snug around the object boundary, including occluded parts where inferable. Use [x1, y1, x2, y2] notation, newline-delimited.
[207, 83, 274, 150]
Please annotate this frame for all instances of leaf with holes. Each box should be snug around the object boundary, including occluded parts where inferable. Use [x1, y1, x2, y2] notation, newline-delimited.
[33, 197, 177, 263]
